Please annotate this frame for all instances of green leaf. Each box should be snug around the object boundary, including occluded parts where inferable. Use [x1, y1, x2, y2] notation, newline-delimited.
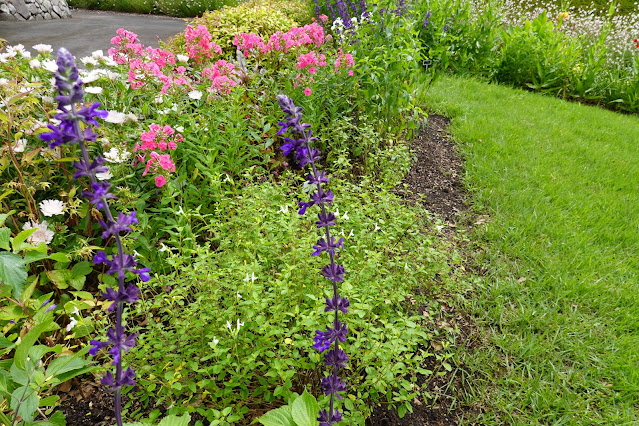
[11, 228, 37, 253]
[46, 354, 91, 379]
[14, 316, 53, 370]
[291, 390, 319, 426]
[48, 252, 69, 263]
[68, 275, 86, 291]
[0, 227, 11, 251]
[0, 251, 27, 298]
[157, 413, 192, 426]
[47, 269, 71, 290]
[71, 261, 92, 277]
[258, 405, 295, 426]
[23, 247, 49, 265]
[0, 210, 15, 227]
[10, 385, 39, 424]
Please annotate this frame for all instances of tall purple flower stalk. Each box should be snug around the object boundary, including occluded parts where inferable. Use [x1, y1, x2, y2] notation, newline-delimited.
[277, 95, 350, 425]
[40, 48, 149, 426]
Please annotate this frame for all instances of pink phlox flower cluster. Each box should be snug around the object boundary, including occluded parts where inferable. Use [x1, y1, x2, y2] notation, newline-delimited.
[268, 23, 325, 53]
[184, 24, 222, 64]
[297, 51, 327, 74]
[109, 28, 143, 65]
[335, 50, 355, 76]
[233, 33, 268, 57]
[202, 60, 238, 96]
[135, 124, 183, 187]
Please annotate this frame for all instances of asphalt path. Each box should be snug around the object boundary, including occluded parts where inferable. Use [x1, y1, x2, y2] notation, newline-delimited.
[0, 9, 189, 59]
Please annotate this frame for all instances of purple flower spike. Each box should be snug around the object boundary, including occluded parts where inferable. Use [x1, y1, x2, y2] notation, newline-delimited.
[40, 48, 148, 424]
[277, 94, 349, 424]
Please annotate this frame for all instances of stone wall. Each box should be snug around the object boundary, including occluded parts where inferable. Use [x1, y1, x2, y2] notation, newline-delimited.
[0, 0, 72, 20]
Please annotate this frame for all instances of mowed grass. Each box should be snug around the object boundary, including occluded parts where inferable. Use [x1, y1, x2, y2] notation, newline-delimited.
[419, 75, 639, 424]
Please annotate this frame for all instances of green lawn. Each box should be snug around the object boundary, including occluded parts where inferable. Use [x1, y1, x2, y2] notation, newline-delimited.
[419, 75, 639, 424]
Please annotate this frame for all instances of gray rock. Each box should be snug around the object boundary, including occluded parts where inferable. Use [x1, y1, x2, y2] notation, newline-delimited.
[44, 11, 52, 19]
[8, 0, 30, 19]
[42, 0, 51, 9]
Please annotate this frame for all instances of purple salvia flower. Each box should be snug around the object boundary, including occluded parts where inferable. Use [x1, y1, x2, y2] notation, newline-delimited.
[39, 48, 146, 426]
[277, 94, 350, 424]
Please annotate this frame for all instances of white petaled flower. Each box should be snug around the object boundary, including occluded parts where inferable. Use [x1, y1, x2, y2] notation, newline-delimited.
[126, 112, 138, 122]
[21, 51, 32, 59]
[236, 292, 242, 299]
[41, 95, 54, 105]
[81, 56, 99, 66]
[12, 139, 27, 153]
[72, 307, 80, 316]
[210, 336, 219, 346]
[41, 59, 58, 72]
[29, 59, 41, 69]
[177, 54, 189, 63]
[81, 70, 101, 83]
[226, 321, 232, 330]
[188, 90, 203, 100]
[66, 317, 78, 331]
[175, 125, 184, 133]
[236, 319, 244, 330]
[84, 86, 103, 94]
[277, 205, 289, 214]
[39, 199, 65, 217]
[342, 211, 349, 220]
[154, 95, 164, 104]
[22, 220, 55, 245]
[243, 272, 257, 282]
[7, 44, 26, 55]
[96, 170, 113, 181]
[104, 111, 127, 124]
[91, 49, 105, 59]
[103, 147, 131, 163]
[32, 44, 53, 55]
[374, 223, 380, 232]
[0, 78, 9, 86]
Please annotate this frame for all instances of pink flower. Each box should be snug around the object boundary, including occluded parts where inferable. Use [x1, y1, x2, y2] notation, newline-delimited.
[348, 70, 354, 76]
[319, 14, 328, 22]
[304, 87, 312, 96]
[155, 175, 167, 187]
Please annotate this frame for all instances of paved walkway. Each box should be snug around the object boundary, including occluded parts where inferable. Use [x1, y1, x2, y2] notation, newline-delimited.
[0, 9, 189, 59]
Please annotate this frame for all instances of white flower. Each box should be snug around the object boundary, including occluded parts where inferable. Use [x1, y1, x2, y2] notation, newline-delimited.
[84, 86, 103, 94]
[7, 44, 25, 55]
[209, 336, 219, 347]
[96, 170, 113, 180]
[71, 307, 80, 316]
[0, 78, 8, 86]
[39, 199, 65, 216]
[175, 125, 184, 133]
[236, 292, 242, 299]
[243, 272, 257, 283]
[81, 56, 99, 66]
[66, 317, 78, 331]
[154, 95, 164, 104]
[40, 95, 53, 106]
[104, 111, 127, 124]
[32, 44, 53, 55]
[342, 211, 349, 220]
[103, 147, 131, 163]
[277, 205, 289, 214]
[12, 139, 27, 153]
[237, 319, 244, 330]
[126, 112, 138, 122]
[188, 90, 203, 100]
[41, 59, 58, 72]
[374, 223, 380, 232]
[29, 59, 41, 69]
[81, 70, 101, 83]
[177, 54, 189, 63]
[158, 242, 169, 252]
[226, 320, 232, 330]
[22, 220, 54, 245]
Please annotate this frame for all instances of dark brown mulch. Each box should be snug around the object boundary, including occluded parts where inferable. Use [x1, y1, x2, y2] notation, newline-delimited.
[56, 114, 478, 426]
[366, 114, 481, 426]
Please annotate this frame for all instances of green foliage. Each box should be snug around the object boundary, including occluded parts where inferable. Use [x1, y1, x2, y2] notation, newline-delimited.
[0, 312, 94, 425]
[65, 0, 240, 17]
[118, 176, 458, 424]
[258, 390, 319, 426]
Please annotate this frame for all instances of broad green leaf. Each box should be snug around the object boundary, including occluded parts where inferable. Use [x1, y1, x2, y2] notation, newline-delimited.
[291, 390, 320, 426]
[46, 354, 91, 378]
[71, 261, 92, 277]
[23, 246, 49, 265]
[11, 228, 37, 253]
[0, 227, 11, 250]
[258, 405, 295, 426]
[10, 385, 39, 423]
[46, 269, 71, 290]
[20, 274, 38, 303]
[14, 316, 53, 370]
[68, 275, 86, 291]
[48, 252, 69, 263]
[0, 251, 27, 298]
[157, 413, 192, 426]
